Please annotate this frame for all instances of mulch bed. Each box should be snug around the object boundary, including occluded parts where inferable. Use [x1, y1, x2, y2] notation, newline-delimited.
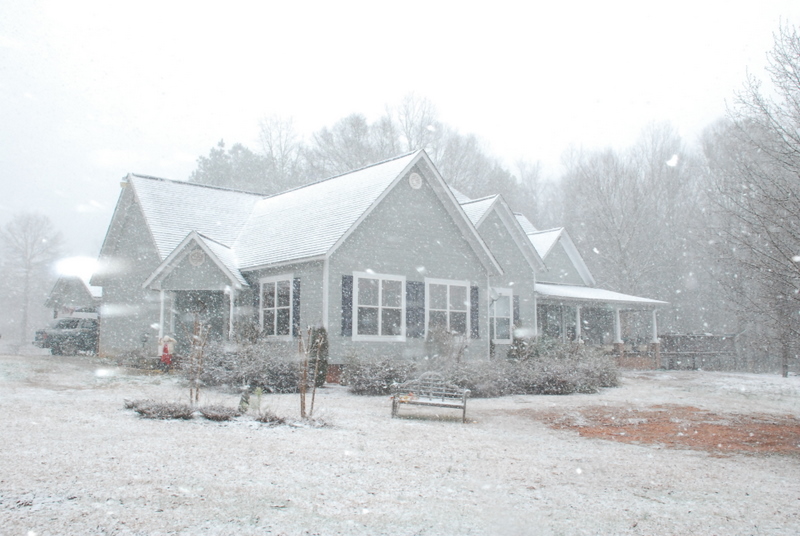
[526, 404, 800, 456]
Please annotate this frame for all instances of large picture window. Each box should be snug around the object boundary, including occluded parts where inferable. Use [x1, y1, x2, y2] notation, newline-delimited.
[260, 275, 292, 338]
[490, 288, 513, 343]
[353, 272, 405, 341]
[426, 279, 470, 336]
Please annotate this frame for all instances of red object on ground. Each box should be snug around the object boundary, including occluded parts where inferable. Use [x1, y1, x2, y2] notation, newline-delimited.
[160, 344, 172, 366]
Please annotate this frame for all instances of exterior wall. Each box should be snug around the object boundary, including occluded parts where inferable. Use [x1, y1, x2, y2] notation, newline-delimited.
[477, 211, 537, 352]
[95, 191, 163, 356]
[240, 260, 325, 356]
[327, 165, 490, 363]
[539, 242, 585, 285]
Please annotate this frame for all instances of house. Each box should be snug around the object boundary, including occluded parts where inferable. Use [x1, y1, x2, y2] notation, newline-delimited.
[45, 275, 102, 319]
[90, 150, 665, 364]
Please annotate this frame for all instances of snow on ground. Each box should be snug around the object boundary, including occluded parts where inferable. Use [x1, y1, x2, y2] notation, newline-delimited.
[1, 353, 798, 536]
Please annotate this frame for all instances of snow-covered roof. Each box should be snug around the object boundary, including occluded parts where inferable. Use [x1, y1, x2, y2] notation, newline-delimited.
[130, 174, 262, 259]
[234, 152, 418, 268]
[514, 214, 538, 234]
[459, 195, 498, 227]
[526, 228, 563, 259]
[129, 151, 502, 282]
[536, 283, 667, 307]
[448, 186, 472, 204]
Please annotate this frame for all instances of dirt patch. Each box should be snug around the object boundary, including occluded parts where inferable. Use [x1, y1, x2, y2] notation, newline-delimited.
[526, 404, 800, 456]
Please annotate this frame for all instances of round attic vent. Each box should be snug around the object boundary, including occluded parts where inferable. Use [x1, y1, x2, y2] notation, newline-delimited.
[409, 172, 422, 189]
[189, 249, 205, 267]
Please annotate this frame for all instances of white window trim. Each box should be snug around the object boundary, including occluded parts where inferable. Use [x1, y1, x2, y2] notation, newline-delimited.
[490, 287, 513, 344]
[424, 277, 471, 338]
[352, 271, 406, 342]
[259, 274, 293, 341]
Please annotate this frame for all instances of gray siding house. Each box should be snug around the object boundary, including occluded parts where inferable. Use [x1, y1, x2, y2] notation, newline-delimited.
[91, 150, 665, 363]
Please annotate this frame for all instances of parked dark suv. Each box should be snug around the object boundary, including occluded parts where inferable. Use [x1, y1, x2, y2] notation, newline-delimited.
[34, 318, 99, 355]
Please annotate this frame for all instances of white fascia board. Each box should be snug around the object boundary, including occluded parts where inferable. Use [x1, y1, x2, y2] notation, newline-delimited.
[557, 230, 596, 287]
[142, 231, 246, 290]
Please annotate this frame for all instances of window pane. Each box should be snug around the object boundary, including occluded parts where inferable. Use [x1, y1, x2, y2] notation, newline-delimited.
[429, 284, 447, 310]
[263, 310, 275, 335]
[357, 307, 379, 335]
[358, 278, 379, 306]
[382, 279, 402, 307]
[428, 310, 447, 331]
[494, 295, 510, 317]
[263, 282, 275, 308]
[382, 308, 402, 336]
[450, 312, 467, 335]
[450, 285, 467, 310]
[276, 308, 291, 335]
[495, 318, 511, 340]
[277, 280, 291, 307]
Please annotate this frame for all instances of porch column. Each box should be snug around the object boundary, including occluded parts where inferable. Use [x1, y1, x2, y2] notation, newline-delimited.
[613, 307, 623, 343]
[560, 305, 566, 342]
[158, 289, 165, 340]
[532, 291, 538, 338]
[650, 308, 661, 368]
[228, 288, 236, 341]
[575, 305, 582, 342]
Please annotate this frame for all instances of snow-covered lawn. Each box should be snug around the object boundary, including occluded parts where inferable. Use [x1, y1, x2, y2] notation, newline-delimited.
[1, 353, 798, 535]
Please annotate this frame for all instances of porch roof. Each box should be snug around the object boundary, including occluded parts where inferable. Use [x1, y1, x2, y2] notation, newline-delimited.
[536, 282, 667, 308]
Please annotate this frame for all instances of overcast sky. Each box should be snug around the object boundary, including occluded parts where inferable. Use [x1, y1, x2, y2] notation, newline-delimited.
[2, 0, 799, 268]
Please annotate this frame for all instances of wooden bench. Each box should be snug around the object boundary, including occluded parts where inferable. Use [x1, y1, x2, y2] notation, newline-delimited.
[391, 371, 471, 423]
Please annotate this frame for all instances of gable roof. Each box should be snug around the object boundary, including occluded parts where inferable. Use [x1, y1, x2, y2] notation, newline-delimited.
[234, 152, 420, 269]
[460, 195, 545, 272]
[129, 174, 262, 259]
[142, 231, 248, 290]
[123, 150, 502, 285]
[460, 195, 499, 228]
[525, 227, 595, 286]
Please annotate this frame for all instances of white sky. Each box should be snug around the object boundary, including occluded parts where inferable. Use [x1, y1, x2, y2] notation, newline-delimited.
[1, 0, 799, 260]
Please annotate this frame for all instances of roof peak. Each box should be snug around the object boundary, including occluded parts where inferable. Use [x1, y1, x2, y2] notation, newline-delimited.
[257, 150, 421, 201]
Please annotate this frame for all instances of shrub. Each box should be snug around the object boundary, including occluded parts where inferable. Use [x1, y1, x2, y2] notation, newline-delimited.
[127, 400, 195, 419]
[343, 356, 416, 395]
[199, 342, 301, 393]
[255, 408, 285, 424]
[198, 405, 240, 421]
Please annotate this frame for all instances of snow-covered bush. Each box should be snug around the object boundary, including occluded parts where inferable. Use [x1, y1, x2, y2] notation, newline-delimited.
[434, 339, 618, 397]
[199, 342, 300, 393]
[343, 356, 416, 395]
[126, 399, 194, 419]
[198, 405, 240, 421]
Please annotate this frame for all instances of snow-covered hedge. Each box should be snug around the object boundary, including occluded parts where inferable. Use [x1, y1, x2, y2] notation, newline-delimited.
[345, 339, 618, 397]
[342, 356, 417, 395]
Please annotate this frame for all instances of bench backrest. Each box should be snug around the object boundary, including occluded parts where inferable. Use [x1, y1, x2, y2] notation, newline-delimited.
[398, 372, 466, 399]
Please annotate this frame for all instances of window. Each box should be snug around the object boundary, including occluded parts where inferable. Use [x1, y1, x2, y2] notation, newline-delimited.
[353, 272, 405, 341]
[260, 275, 292, 338]
[426, 279, 470, 336]
[490, 288, 513, 343]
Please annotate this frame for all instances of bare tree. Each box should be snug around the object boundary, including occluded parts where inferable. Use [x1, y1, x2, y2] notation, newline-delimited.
[0, 213, 63, 344]
[258, 115, 304, 192]
[703, 25, 800, 375]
